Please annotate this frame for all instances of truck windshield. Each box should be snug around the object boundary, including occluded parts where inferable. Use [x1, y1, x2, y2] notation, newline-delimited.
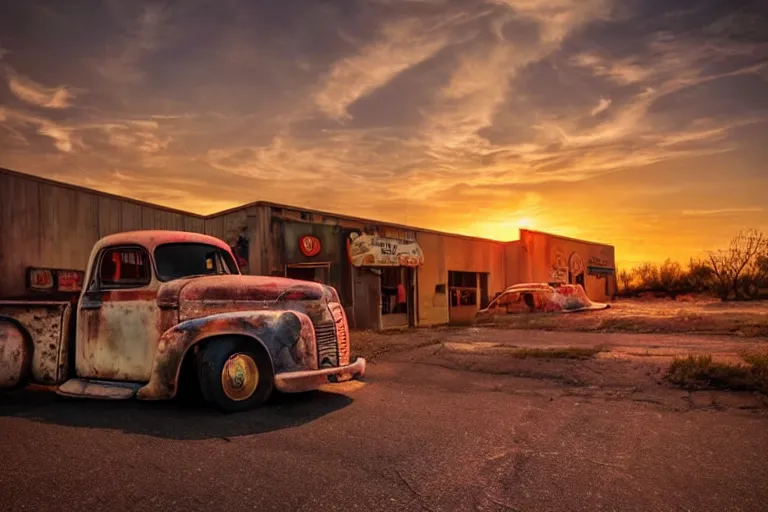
[154, 243, 239, 281]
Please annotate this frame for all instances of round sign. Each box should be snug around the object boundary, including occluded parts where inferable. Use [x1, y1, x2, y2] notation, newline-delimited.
[569, 252, 585, 275]
[299, 235, 321, 257]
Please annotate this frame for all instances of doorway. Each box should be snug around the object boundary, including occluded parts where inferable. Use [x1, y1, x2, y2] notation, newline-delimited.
[285, 263, 330, 284]
[380, 266, 410, 329]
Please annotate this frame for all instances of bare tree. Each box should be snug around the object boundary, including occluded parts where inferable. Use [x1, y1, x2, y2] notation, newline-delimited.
[707, 229, 767, 301]
[618, 269, 632, 294]
[632, 262, 660, 292]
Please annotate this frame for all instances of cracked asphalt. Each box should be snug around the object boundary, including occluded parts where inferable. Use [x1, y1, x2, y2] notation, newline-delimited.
[1, 329, 767, 512]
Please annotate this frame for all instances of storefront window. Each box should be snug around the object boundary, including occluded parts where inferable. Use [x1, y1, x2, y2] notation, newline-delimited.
[449, 271, 478, 307]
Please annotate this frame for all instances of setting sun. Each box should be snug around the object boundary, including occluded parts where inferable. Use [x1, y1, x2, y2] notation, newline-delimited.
[518, 217, 534, 229]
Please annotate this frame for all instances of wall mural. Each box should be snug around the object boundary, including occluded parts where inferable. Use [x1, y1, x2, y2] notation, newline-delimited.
[549, 246, 568, 283]
[569, 252, 584, 276]
[347, 233, 424, 267]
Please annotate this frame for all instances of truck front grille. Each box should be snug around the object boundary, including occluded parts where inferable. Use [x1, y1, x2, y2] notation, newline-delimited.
[314, 322, 338, 368]
[329, 302, 350, 366]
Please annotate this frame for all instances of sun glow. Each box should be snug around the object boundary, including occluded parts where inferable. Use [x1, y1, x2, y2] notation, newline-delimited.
[518, 217, 534, 229]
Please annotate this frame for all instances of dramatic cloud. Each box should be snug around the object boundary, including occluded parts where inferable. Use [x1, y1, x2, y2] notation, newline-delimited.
[6, 71, 75, 108]
[0, 0, 766, 266]
[314, 18, 451, 122]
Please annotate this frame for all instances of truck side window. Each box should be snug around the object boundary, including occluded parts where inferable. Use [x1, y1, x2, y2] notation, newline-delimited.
[99, 247, 151, 287]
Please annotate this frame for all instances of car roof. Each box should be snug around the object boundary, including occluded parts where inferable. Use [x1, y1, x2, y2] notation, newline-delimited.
[92, 230, 232, 253]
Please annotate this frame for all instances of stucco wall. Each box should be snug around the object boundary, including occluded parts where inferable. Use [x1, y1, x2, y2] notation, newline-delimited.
[504, 241, 521, 287]
[518, 229, 616, 301]
[416, 231, 507, 326]
[414, 232, 449, 326]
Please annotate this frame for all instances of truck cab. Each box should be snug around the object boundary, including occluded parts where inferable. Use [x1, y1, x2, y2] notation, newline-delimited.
[0, 230, 365, 412]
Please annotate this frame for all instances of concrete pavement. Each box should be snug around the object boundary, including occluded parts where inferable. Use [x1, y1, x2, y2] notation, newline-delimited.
[1, 332, 767, 512]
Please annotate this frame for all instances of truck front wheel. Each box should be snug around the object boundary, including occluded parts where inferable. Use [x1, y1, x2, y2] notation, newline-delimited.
[195, 338, 274, 413]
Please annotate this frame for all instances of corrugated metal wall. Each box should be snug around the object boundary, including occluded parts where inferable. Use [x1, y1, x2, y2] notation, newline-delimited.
[0, 170, 206, 298]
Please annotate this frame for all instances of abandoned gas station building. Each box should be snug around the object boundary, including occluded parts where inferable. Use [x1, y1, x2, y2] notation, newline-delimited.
[0, 168, 617, 330]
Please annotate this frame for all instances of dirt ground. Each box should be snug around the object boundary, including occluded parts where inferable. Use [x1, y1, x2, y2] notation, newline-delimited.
[475, 296, 768, 337]
[2, 310, 767, 511]
[351, 316, 768, 411]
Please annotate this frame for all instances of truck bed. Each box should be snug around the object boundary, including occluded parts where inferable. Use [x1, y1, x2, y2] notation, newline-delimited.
[0, 300, 73, 385]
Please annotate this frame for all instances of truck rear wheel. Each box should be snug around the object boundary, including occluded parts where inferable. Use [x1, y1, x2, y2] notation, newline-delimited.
[195, 337, 274, 413]
[0, 319, 30, 391]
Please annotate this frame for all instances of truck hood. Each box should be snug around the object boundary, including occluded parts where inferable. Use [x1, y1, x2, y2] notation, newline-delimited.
[156, 274, 329, 310]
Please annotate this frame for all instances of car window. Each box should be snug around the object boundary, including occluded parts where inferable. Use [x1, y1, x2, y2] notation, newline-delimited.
[99, 247, 151, 287]
[154, 243, 239, 281]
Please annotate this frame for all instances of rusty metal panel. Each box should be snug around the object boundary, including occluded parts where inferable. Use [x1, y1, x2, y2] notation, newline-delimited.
[137, 309, 317, 400]
[58, 378, 139, 399]
[0, 301, 71, 384]
[0, 319, 29, 388]
[76, 290, 162, 382]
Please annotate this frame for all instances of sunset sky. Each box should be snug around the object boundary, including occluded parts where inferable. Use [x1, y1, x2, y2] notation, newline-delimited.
[1, 0, 766, 268]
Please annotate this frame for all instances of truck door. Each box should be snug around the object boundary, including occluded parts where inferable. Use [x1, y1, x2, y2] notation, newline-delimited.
[76, 245, 161, 382]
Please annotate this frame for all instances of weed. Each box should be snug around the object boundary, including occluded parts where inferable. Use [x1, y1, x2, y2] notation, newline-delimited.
[666, 353, 768, 393]
[508, 345, 608, 360]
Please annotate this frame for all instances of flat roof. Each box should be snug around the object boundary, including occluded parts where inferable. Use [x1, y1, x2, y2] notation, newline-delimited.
[1, 167, 613, 248]
[519, 228, 613, 249]
[0, 167, 204, 218]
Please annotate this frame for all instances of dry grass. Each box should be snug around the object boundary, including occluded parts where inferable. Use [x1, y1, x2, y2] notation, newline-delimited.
[507, 345, 609, 360]
[482, 298, 768, 337]
[666, 352, 768, 393]
[351, 329, 442, 362]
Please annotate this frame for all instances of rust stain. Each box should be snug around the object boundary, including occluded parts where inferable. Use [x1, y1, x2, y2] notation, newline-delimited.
[138, 309, 313, 400]
[0, 320, 29, 388]
[176, 275, 326, 303]
[0, 302, 70, 385]
[102, 290, 157, 301]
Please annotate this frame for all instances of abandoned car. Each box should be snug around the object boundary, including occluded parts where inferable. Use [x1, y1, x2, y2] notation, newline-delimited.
[0, 230, 365, 413]
[476, 282, 610, 319]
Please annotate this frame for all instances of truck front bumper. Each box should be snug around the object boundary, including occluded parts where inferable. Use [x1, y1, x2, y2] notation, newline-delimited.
[274, 357, 366, 393]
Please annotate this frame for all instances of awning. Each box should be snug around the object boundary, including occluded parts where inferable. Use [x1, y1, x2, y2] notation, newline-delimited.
[347, 233, 424, 267]
[587, 265, 615, 275]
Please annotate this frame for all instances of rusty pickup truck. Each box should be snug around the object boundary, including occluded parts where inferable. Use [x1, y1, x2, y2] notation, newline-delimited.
[0, 230, 365, 412]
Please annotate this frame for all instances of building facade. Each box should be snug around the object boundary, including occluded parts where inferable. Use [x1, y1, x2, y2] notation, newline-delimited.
[0, 168, 617, 329]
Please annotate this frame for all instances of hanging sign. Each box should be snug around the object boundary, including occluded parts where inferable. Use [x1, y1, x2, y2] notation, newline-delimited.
[347, 233, 424, 267]
[299, 235, 322, 257]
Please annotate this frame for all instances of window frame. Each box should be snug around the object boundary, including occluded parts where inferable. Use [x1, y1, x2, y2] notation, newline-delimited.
[92, 244, 153, 291]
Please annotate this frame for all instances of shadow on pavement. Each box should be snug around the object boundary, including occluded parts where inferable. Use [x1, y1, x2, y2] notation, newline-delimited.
[0, 387, 353, 440]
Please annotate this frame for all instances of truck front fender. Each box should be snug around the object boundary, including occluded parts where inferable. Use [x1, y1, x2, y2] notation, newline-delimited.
[137, 309, 317, 400]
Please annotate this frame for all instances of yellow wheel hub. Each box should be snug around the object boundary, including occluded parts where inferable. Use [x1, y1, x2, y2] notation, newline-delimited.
[221, 353, 259, 401]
